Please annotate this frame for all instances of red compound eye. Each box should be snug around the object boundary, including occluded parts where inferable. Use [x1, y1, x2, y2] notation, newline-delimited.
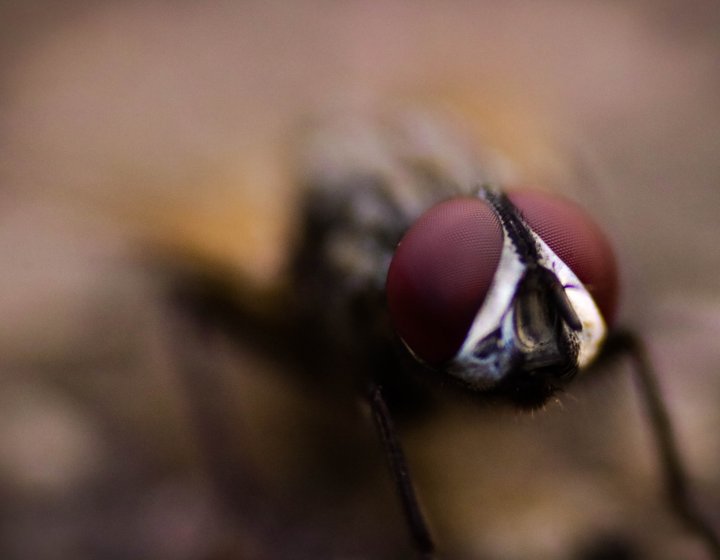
[508, 189, 619, 325]
[386, 198, 503, 365]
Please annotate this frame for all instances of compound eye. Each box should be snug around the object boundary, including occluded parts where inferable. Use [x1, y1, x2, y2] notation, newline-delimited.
[386, 198, 503, 365]
[508, 189, 619, 325]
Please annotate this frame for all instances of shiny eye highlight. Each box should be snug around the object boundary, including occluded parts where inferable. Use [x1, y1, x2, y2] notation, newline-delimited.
[508, 189, 619, 325]
[386, 198, 503, 365]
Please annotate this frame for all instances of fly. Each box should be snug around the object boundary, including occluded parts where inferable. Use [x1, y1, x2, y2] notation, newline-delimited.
[169, 111, 720, 559]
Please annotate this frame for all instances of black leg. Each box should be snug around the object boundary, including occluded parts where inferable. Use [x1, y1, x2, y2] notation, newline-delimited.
[166, 284, 264, 519]
[368, 382, 436, 559]
[602, 329, 720, 559]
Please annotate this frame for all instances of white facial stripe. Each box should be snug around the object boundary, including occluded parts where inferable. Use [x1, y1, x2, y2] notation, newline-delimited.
[532, 232, 606, 368]
[449, 194, 607, 388]
[456, 231, 524, 361]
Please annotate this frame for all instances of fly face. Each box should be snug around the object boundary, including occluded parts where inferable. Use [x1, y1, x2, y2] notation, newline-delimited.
[386, 186, 618, 407]
[295, 113, 618, 407]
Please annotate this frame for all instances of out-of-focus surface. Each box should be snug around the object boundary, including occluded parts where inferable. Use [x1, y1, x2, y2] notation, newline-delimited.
[1, 2, 719, 559]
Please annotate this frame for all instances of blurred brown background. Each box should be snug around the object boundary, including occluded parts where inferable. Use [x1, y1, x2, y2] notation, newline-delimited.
[1, 1, 719, 559]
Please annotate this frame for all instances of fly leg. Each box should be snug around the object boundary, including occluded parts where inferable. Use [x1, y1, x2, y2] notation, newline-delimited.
[368, 382, 436, 559]
[600, 329, 720, 559]
[162, 263, 304, 524]
[166, 278, 265, 520]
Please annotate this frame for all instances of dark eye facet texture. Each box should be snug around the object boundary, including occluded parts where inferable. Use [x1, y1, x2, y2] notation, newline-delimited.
[386, 198, 503, 365]
[508, 189, 619, 325]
